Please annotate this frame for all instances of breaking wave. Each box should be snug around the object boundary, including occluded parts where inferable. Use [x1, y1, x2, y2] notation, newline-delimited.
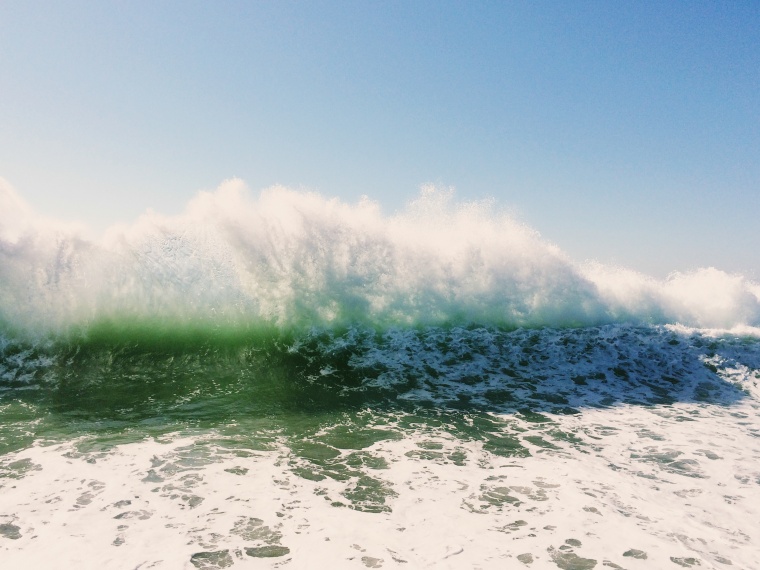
[1, 178, 758, 339]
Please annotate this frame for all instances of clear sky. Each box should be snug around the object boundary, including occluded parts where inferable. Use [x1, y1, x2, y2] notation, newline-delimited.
[1, 1, 758, 278]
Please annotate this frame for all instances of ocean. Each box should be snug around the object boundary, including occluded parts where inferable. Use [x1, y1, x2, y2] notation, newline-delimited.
[1, 182, 759, 569]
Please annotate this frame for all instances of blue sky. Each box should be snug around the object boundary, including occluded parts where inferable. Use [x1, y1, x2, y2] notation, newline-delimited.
[1, 1, 758, 278]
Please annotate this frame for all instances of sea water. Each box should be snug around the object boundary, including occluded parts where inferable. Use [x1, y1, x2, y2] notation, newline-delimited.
[1, 180, 759, 569]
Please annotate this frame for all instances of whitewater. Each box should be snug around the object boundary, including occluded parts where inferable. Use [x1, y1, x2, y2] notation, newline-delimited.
[1, 179, 759, 569]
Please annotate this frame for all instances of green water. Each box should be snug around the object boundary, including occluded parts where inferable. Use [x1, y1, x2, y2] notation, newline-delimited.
[1, 324, 756, 485]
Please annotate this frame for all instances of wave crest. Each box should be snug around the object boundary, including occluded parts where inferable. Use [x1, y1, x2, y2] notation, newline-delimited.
[1, 179, 758, 336]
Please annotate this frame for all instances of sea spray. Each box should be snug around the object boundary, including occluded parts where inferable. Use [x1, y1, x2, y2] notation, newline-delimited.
[1, 179, 758, 339]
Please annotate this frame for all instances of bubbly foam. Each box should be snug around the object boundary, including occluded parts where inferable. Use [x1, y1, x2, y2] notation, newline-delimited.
[2, 389, 759, 569]
[1, 178, 758, 337]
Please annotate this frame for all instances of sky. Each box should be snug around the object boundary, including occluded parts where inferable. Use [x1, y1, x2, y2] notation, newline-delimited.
[1, 1, 758, 278]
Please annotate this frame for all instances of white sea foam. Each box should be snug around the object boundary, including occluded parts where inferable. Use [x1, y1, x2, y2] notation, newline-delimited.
[1, 398, 758, 569]
[1, 178, 758, 335]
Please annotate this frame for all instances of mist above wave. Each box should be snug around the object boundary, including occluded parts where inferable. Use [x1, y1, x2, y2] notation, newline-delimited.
[1, 178, 758, 336]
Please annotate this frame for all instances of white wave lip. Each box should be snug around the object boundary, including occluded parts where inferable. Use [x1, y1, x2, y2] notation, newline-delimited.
[1, 178, 758, 333]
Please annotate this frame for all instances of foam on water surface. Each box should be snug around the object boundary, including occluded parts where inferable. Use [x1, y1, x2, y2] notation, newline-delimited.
[1, 396, 758, 568]
[2, 324, 759, 568]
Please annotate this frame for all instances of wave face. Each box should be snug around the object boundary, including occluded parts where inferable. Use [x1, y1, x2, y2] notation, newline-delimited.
[1, 178, 759, 339]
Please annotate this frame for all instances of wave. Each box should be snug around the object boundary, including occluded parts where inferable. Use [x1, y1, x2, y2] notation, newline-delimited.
[1, 178, 759, 339]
